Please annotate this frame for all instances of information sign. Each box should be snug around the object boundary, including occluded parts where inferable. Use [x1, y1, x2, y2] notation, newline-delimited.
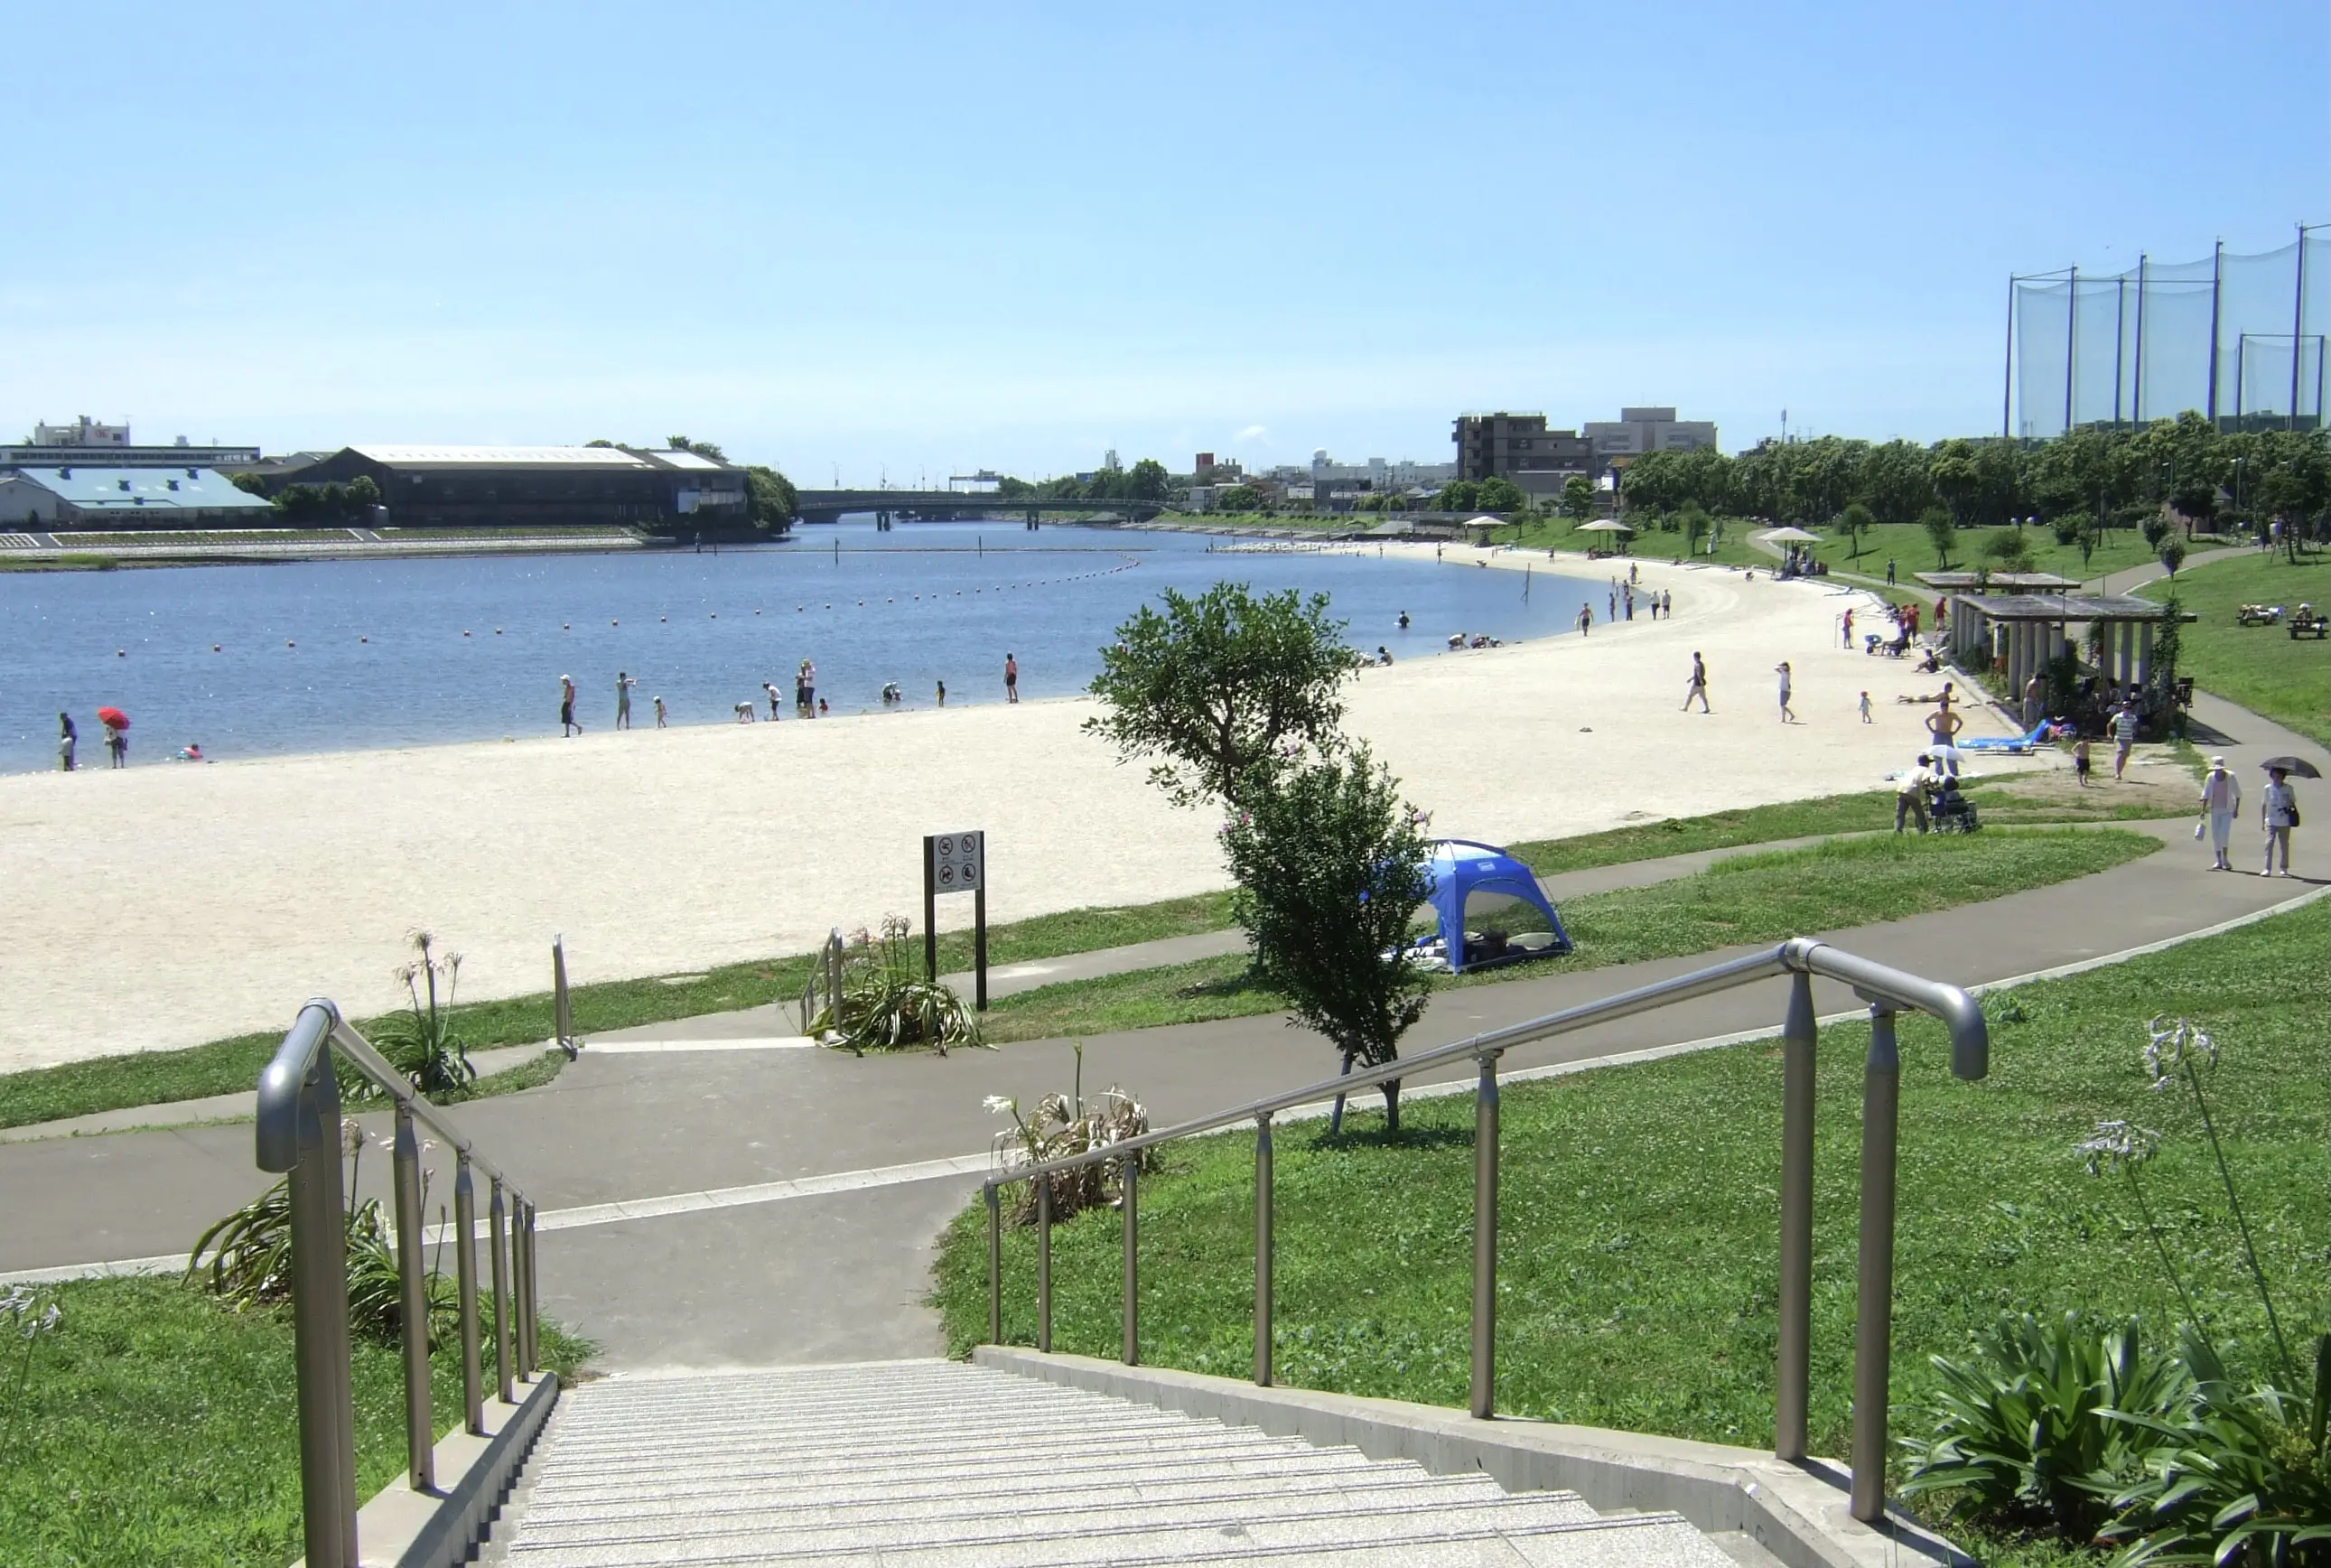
[923, 830, 991, 1011]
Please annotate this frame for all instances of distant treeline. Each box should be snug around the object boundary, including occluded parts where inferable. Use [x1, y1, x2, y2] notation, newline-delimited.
[1618, 415, 2329, 535]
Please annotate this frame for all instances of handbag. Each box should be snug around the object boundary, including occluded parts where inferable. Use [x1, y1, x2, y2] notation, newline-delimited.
[2194, 818, 2206, 840]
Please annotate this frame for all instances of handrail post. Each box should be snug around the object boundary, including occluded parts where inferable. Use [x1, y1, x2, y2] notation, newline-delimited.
[524, 1200, 541, 1376]
[288, 1053, 358, 1568]
[390, 1104, 435, 1493]
[1851, 1006, 1902, 1523]
[1254, 1113, 1274, 1387]
[1035, 1176, 1053, 1353]
[490, 1177, 513, 1406]
[513, 1199, 535, 1378]
[552, 936, 574, 1058]
[984, 1184, 1002, 1346]
[454, 1156, 483, 1434]
[1121, 1154, 1139, 1366]
[1775, 970, 1817, 1461]
[1469, 1050, 1502, 1420]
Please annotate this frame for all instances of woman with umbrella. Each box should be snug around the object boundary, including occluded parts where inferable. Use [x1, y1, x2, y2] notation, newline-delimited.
[98, 707, 129, 769]
[2259, 756, 2317, 877]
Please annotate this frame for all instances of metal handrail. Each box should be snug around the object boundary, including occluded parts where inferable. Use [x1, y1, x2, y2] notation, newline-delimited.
[980, 938, 1988, 1526]
[255, 997, 543, 1568]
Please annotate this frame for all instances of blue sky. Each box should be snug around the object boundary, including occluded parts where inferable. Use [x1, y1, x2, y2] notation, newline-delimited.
[4, 1, 2323, 481]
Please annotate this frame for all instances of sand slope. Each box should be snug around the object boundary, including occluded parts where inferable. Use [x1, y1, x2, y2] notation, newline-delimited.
[0, 549, 2018, 1070]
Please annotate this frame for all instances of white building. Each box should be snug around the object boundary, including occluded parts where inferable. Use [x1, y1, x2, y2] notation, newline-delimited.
[31, 415, 131, 447]
[1581, 407, 1719, 470]
[1306, 451, 1458, 490]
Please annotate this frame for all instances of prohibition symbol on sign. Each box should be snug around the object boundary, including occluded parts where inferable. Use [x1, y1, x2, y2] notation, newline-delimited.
[923, 828, 990, 1010]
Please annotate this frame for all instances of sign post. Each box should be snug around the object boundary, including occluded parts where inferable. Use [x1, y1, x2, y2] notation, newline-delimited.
[923, 830, 989, 1011]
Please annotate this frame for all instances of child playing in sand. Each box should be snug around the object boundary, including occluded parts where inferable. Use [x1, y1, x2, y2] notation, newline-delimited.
[1859, 691, 1872, 723]
[654, 695, 667, 729]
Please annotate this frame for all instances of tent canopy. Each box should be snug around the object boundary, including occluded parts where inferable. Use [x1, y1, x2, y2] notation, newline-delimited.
[1575, 518, 1635, 533]
[1758, 526, 1821, 542]
[1421, 838, 1572, 973]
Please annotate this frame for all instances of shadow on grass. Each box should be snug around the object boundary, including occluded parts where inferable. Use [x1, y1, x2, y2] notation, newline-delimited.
[1303, 1123, 1474, 1154]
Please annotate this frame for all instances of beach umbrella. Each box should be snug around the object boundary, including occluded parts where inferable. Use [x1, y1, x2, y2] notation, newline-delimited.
[1575, 519, 1635, 533]
[1758, 526, 1821, 542]
[2258, 755, 2322, 778]
[97, 706, 129, 731]
[1464, 516, 1506, 527]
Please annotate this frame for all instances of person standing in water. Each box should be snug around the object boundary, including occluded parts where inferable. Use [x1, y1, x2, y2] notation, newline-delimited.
[57, 712, 76, 771]
[1003, 652, 1019, 704]
[1576, 602, 1592, 636]
[1683, 651, 1710, 712]
[560, 675, 580, 736]
[799, 659, 817, 717]
[615, 671, 637, 730]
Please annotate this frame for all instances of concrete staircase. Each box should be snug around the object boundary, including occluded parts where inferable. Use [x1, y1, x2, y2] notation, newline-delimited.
[490, 1359, 1740, 1567]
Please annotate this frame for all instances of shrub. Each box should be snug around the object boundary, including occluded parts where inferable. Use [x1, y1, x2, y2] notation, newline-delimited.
[812, 916, 984, 1055]
[985, 1046, 1156, 1227]
[2140, 513, 2172, 549]
[368, 930, 476, 1096]
[1900, 1311, 2191, 1540]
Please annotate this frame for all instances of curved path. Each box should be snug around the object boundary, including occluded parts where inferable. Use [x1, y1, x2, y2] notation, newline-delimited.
[4, 677, 2323, 1369]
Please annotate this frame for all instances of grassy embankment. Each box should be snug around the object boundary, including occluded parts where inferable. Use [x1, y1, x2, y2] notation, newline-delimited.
[0, 1276, 592, 1568]
[974, 827, 2159, 1043]
[2135, 548, 2331, 746]
[0, 778, 2186, 1132]
[932, 900, 2329, 1568]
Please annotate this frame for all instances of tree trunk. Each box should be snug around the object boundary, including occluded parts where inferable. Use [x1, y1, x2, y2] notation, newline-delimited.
[1380, 1078, 1402, 1134]
[1328, 1048, 1355, 1135]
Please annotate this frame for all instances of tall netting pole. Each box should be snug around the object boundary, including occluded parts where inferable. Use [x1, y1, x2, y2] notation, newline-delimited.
[2002, 275, 2017, 439]
[2133, 255, 2148, 423]
[2064, 266, 2079, 434]
[2207, 240, 2224, 426]
[2293, 223, 2309, 433]
[2114, 276, 2127, 427]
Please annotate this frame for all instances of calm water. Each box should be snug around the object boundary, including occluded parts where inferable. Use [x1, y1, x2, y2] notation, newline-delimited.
[1, 521, 1601, 772]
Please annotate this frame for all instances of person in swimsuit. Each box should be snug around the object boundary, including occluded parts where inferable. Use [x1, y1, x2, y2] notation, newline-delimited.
[800, 659, 817, 717]
[653, 695, 667, 729]
[936, 679, 946, 707]
[615, 671, 636, 730]
[1004, 653, 1019, 704]
[1683, 652, 1710, 712]
[561, 675, 580, 735]
[1925, 699, 1963, 774]
[1776, 662, 1795, 723]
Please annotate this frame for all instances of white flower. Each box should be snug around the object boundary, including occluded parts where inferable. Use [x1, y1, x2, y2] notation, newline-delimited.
[2142, 1016, 2217, 1089]
[983, 1094, 1017, 1117]
[2077, 1119, 2160, 1176]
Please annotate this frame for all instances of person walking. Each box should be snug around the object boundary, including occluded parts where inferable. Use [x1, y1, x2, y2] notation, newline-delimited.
[1004, 652, 1019, 704]
[1896, 754, 1935, 834]
[2198, 756, 2242, 870]
[1859, 690, 1873, 724]
[653, 695, 667, 729]
[2260, 766, 2298, 876]
[57, 712, 76, 772]
[1608, 589, 1618, 623]
[1775, 662, 1796, 723]
[560, 675, 580, 736]
[1841, 608, 1855, 649]
[2110, 700, 2140, 779]
[766, 682, 785, 722]
[2021, 671, 2046, 733]
[1576, 603, 1592, 636]
[615, 671, 637, 730]
[1683, 651, 1710, 712]
[1661, 589, 1672, 617]
[2073, 736, 2093, 787]
[1885, 557, 1897, 586]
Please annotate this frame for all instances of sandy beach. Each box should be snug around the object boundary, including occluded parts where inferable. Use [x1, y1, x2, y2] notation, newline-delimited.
[0, 547, 2026, 1071]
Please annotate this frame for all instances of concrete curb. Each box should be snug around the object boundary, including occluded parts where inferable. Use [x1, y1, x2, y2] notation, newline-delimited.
[294, 1370, 558, 1568]
[975, 1349, 1969, 1568]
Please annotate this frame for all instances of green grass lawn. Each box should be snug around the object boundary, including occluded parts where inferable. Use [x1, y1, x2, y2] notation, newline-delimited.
[934, 901, 2328, 1567]
[2135, 548, 2331, 745]
[0, 1276, 591, 1568]
[978, 828, 2159, 1043]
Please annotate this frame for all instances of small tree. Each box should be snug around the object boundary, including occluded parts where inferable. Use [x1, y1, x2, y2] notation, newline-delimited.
[1836, 500, 1873, 560]
[2158, 537, 2187, 577]
[2140, 513, 2171, 550]
[2168, 477, 2218, 537]
[1560, 474, 1596, 520]
[1982, 525, 2034, 574]
[1221, 747, 1435, 1133]
[1087, 583, 1352, 809]
[1920, 506, 1957, 568]
[1679, 503, 1710, 556]
[1474, 475, 1526, 513]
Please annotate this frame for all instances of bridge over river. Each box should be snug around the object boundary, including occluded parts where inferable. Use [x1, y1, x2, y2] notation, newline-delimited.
[791, 489, 1167, 526]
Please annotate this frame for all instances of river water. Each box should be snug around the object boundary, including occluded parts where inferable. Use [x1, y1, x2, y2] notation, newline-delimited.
[1, 520, 1601, 773]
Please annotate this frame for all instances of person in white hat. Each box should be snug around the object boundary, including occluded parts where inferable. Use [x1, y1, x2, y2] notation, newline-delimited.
[2198, 755, 2241, 870]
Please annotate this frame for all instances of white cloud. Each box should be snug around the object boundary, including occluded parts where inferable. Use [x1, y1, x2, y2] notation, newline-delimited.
[1235, 425, 1268, 443]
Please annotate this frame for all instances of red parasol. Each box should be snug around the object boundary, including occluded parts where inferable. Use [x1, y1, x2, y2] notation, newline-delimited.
[97, 707, 129, 731]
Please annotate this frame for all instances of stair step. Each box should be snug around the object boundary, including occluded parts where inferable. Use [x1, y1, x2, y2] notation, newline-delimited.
[529, 1424, 1304, 1485]
[508, 1498, 1679, 1567]
[515, 1473, 1577, 1547]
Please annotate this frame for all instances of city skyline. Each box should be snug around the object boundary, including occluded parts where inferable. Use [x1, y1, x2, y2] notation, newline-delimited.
[3, 0, 2323, 482]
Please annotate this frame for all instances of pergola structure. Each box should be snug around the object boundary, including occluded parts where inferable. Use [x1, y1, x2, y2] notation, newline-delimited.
[1915, 570, 2079, 593]
[1947, 593, 2196, 694]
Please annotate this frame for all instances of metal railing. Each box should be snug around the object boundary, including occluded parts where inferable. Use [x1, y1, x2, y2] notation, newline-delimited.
[798, 927, 844, 1034]
[552, 933, 578, 1058]
[980, 938, 1987, 1525]
[256, 998, 543, 1568]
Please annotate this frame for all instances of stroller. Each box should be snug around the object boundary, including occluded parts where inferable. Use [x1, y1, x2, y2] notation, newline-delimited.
[1927, 777, 1981, 834]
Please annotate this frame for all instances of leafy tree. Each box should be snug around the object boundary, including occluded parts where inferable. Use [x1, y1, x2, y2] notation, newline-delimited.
[1835, 501, 1874, 560]
[2158, 537, 2187, 577]
[1475, 476, 1526, 513]
[1217, 484, 1264, 513]
[1983, 526, 2036, 574]
[584, 438, 618, 448]
[1124, 458, 1170, 502]
[1920, 506, 1957, 568]
[2168, 476, 2218, 537]
[666, 434, 728, 462]
[2140, 513, 2171, 550]
[1560, 474, 1595, 519]
[1086, 583, 1352, 809]
[1859, 439, 1935, 525]
[1221, 745, 1434, 1134]
[1433, 480, 1480, 512]
[229, 471, 269, 498]
[744, 465, 797, 532]
[1679, 503, 1709, 556]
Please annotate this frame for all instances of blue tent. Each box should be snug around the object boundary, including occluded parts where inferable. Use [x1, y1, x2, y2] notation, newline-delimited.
[1422, 838, 1571, 973]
